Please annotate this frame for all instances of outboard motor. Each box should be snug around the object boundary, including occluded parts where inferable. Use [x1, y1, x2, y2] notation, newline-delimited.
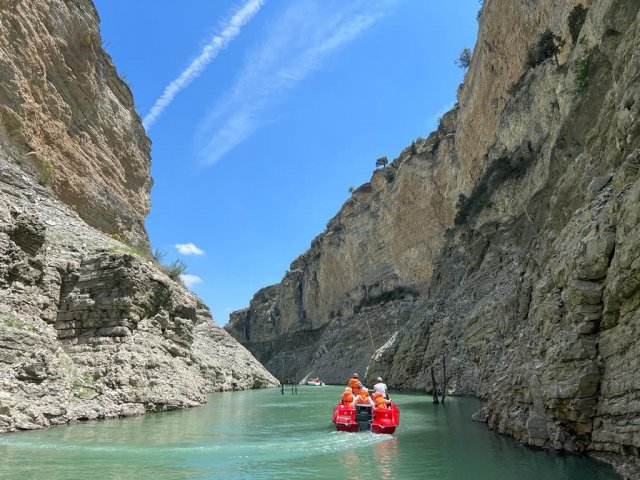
[355, 404, 372, 431]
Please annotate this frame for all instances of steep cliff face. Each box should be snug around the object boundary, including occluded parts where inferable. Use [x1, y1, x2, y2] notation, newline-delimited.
[0, 1, 278, 432]
[228, 0, 640, 476]
[0, 0, 151, 246]
[226, 0, 580, 385]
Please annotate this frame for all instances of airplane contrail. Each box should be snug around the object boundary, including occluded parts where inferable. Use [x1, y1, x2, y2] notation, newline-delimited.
[143, 0, 264, 130]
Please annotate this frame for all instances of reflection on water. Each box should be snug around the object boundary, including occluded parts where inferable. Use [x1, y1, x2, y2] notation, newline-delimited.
[374, 437, 399, 479]
[0, 387, 618, 480]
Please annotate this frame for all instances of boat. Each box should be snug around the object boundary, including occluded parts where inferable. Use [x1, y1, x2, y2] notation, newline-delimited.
[306, 377, 325, 386]
[332, 401, 400, 434]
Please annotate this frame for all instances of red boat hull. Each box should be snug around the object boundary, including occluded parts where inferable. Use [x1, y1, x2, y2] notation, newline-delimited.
[332, 402, 400, 434]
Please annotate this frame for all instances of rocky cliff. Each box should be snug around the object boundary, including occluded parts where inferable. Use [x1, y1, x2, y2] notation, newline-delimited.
[0, 0, 278, 432]
[0, 0, 151, 247]
[227, 0, 640, 476]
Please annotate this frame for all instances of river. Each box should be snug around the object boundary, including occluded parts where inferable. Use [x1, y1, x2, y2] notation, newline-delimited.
[0, 386, 617, 479]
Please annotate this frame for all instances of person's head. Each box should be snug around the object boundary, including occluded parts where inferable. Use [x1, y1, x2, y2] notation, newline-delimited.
[353, 373, 359, 378]
[361, 387, 368, 394]
[344, 387, 352, 393]
[376, 377, 383, 383]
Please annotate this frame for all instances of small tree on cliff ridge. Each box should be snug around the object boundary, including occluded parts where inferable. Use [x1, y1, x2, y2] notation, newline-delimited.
[455, 47, 472, 69]
[527, 28, 565, 67]
[375, 156, 388, 169]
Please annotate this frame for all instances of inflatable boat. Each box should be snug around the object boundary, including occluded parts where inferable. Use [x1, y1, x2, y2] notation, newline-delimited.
[306, 378, 325, 386]
[332, 402, 400, 434]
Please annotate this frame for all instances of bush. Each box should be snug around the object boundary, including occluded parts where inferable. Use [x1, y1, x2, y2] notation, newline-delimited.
[152, 248, 166, 263]
[38, 162, 53, 186]
[575, 52, 591, 91]
[455, 48, 472, 69]
[353, 286, 419, 314]
[385, 168, 396, 182]
[165, 259, 187, 280]
[527, 28, 565, 67]
[454, 151, 535, 225]
[568, 5, 588, 43]
[375, 156, 388, 169]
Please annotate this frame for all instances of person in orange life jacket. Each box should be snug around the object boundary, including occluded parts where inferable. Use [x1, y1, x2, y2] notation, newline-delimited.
[341, 387, 354, 406]
[372, 391, 391, 409]
[347, 373, 361, 395]
[352, 387, 375, 407]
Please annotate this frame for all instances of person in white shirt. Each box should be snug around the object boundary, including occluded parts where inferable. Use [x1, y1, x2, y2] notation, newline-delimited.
[373, 377, 388, 399]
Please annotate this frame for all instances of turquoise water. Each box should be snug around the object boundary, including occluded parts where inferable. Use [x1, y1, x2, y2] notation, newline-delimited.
[0, 387, 617, 479]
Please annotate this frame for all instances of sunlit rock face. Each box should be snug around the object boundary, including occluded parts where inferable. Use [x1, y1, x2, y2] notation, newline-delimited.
[0, 0, 279, 432]
[228, 0, 640, 476]
[0, 0, 151, 247]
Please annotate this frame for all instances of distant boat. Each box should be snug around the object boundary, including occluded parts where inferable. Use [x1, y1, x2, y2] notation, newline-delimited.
[306, 377, 325, 386]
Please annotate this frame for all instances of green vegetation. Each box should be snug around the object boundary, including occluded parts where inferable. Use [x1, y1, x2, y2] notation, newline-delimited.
[385, 168, 396, 182]
[353, 286, 419, 314]
[575, 51, 592, 91]
[165, 259, 187, 280]
[375, 156, 388, 169]
[1, 107, 22, 135]
[71, 371, 101, 399]
[110, 232, 128, 243]
[348, 186, 354, 194]
[152, 248, 166, 263]
[454, 152, 535, 225]
[568, 4, 588, 43]
[3, 316, 37, 333]
[527, 28, 565, 67]
[455, 47, 472, 69]
[37, 162, 53, 186]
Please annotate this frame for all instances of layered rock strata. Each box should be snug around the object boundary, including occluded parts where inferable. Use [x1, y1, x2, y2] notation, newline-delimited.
[0, 0, 151, 246]
[228, 0, 640, 476]
[0, 156, 277, 432]
[0, 0, 278, 432]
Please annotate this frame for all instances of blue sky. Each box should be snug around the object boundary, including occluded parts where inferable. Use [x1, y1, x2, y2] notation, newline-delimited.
[94, 0, 479, 324]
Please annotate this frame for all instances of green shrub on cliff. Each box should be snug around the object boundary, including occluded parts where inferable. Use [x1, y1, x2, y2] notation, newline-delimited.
[454, 152, 534, 225]
[455, 47, 472, 69]
[37, 162, 53, 186]
[568, 5, 588, 43]
[527, 28, 565, 67]
[375, 156, 388, 169]
[165, 259, 187, 280]
[575, 52, 592, 91]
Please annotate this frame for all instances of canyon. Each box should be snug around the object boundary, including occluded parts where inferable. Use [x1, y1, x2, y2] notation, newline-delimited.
[0, 0, 277, 433]
[226, 0, 640, 477]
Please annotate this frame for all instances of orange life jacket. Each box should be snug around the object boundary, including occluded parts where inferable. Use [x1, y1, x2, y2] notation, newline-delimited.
[355, 391, 370, 404]
[348, 378, 361, 395]
[373, 392, 389, 409]
[341, 391, 354, 405]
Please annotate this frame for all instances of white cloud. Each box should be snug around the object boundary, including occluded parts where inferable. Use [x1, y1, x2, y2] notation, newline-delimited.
[196, 0, 395, 166]
[180, 274, 203, 288]
[143, 0, 264, 130]
[175, 242, 205, 255]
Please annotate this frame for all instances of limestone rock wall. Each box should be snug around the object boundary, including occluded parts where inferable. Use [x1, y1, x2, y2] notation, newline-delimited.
[0, 0, 151, 246]
[0, 0, 279, 433]
[226, 0, 577, 389]
[0, 155, 277, 432]
[228, 0, 640, 476]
